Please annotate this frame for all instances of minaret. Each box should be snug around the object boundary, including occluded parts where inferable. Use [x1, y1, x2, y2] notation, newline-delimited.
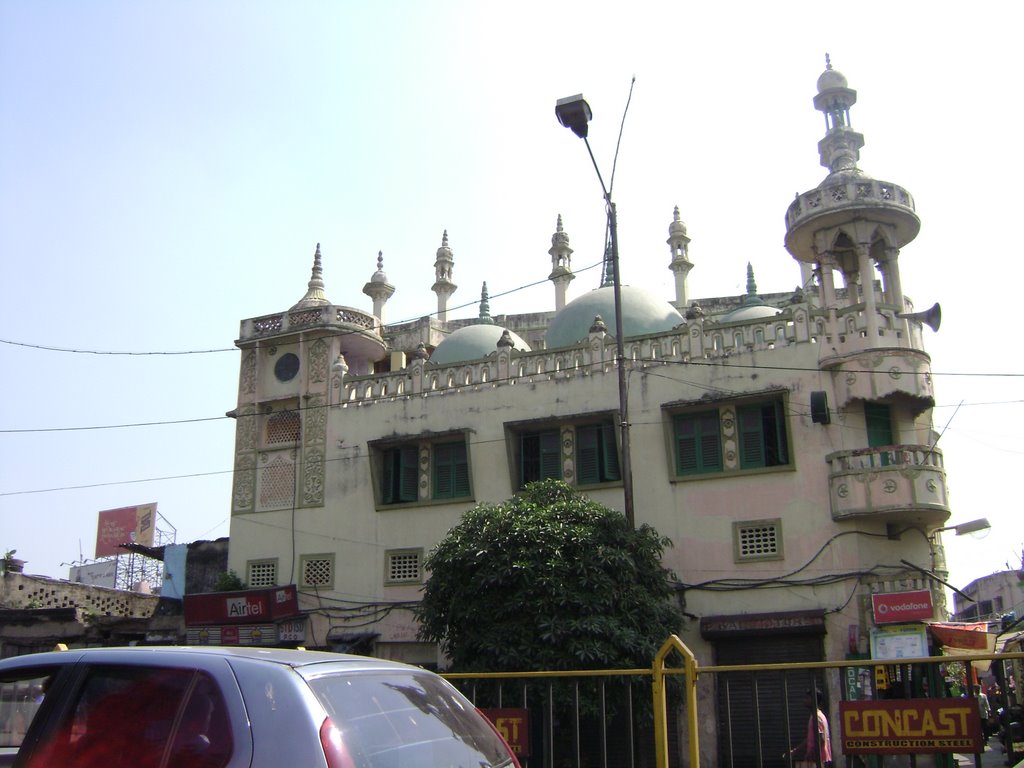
[431, 230, 457, 321]
[362, 250, 396, 325]
[666, 207, 693, 310]
[785, 57, 919, 346]
[291, 243, 331, 309]
[548, 214, 575, 310]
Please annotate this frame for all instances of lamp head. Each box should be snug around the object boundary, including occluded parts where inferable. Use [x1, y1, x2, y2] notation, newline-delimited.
[556, 94, 592, 139]
[952, 518, 991, 536]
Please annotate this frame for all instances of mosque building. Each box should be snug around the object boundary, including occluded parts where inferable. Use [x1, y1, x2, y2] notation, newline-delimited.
[222, 61, 953, 763]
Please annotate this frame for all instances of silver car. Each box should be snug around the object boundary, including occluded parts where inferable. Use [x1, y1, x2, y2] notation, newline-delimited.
[0, 646, 519, 767]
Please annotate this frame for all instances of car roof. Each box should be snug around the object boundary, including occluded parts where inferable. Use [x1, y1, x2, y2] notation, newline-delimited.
[0, 645, 425, 674]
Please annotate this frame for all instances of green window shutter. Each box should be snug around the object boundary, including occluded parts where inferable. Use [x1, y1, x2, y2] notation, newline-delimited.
[521, 430, 562, 485]
[865, 401, 895, 466]
[700, 414, 723, 471]
[433, 441, 469, 499]
[600, 422, 621, 481]
[864, 402, 894, 447]
[738, 405, 766, 468]
[520, 433, 539, 485]
[381, 446, 417, 503]
[770, 399, 789, 466]
[540, 430, 561, 480]
[576, 425, 600, 485]
[675, 411, 721, 475]
[397, 446, 418, 502]
[382, 449, 396, 504]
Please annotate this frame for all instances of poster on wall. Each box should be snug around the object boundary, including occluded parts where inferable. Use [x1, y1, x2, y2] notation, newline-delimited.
[870, 624, 928, 660]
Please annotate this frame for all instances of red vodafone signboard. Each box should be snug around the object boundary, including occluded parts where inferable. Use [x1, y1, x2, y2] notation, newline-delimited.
[872, 590, 933, 624]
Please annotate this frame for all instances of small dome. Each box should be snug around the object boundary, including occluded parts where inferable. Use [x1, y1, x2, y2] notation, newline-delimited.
[668, 206, 688, 237]
[720, 303, 781, 323]
[370, 251, 388, 283]
[816, 67, 848, 93]
[430, 323, 530, 365]
[816, 55, 848, 93]
[545, 286, 684, 349]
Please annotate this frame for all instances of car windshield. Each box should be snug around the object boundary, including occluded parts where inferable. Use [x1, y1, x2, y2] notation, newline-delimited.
[307, 671, 514, 768]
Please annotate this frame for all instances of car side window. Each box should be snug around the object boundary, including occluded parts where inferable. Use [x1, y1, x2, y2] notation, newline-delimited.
[25, 665, 232, 768]
[0, 669, 56, 750]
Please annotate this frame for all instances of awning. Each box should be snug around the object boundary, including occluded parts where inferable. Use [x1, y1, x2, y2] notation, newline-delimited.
[928, 621, 997, 672]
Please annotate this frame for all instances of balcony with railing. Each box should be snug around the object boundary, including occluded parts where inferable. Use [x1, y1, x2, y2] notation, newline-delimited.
[826, 444, 949, 526]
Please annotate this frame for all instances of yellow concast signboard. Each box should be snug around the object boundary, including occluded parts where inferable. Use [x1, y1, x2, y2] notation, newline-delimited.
[840, 699, 982, 755]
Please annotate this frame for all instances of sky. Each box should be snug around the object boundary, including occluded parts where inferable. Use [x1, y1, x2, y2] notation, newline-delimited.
[1, 2, 1021, 598]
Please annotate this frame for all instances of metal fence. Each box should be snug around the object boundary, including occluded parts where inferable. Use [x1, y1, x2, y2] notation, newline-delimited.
[444, 635, 1024, 768]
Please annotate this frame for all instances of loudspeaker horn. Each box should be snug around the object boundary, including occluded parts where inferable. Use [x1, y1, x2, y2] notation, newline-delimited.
[897, 302, 941, 332]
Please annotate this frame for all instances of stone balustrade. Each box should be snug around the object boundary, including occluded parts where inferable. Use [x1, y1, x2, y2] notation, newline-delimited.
[333, 302, 929, 405]
[241, 305, 378, 340]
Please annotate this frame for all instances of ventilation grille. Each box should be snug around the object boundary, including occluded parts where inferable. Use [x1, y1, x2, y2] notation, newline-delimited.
[302, 557, 333, 587]
[247, 560, 277, 587]
[386, 551, 421, 583]
[736, 521, 781, 560]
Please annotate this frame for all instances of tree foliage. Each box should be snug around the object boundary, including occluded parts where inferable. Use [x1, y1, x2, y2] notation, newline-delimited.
[417, 480, 683, 671]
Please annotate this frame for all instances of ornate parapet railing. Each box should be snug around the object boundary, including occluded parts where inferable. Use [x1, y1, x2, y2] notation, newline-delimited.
[785, 177, 919, 244]
[327, 302, 930, 408]
[240, 305, 379, 341]
[826, 444, 949, 526]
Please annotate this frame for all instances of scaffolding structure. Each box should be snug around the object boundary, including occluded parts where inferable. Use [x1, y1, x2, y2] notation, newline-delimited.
[113, 511, 177, 592]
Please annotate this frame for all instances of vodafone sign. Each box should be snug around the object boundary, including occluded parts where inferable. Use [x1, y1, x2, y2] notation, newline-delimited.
[872, 590, 934, 624]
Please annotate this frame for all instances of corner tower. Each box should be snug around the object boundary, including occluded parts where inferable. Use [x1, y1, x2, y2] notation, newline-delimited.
[784, 57, 933, 410]
[229, 244, 387, 543]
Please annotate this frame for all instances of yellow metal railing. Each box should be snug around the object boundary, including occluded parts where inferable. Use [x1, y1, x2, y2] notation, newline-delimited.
[444, 641, 1024, 768]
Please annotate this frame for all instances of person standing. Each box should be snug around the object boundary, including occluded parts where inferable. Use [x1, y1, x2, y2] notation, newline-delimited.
[786, 689, 832, 767]
[974, 684, 992, 746]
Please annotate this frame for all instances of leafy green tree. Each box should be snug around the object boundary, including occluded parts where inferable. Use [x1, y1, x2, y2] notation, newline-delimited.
[417, 479, 683, 671]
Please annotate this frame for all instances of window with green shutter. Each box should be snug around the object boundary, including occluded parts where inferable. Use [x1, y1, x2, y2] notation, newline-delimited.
[520, 430, 561, 485]
[576, 422, 621, 485]
[433, 441, 470, 499]
[737, 400, 789, 469]
[673, 411, 722, 475]
[381, 445, 418, 504]
[671, 397, 789, 478]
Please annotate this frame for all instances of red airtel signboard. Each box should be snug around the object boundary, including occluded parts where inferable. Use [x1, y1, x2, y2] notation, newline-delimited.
[184, 585, 299, 626]
[871, 590, 933, 624]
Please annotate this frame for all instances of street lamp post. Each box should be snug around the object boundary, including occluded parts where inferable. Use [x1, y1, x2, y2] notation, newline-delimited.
[555, 93, 635, 529]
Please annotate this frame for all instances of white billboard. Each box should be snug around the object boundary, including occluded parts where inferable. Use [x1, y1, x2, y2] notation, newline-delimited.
[69, 559, 117, 588]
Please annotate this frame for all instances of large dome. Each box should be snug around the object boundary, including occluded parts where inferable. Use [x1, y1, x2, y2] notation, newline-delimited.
[544, 286, 683, 349]
[429, 323, 530, 365]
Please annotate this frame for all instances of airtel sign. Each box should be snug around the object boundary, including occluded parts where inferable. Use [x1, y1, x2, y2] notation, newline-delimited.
[872, 590, 934, 624]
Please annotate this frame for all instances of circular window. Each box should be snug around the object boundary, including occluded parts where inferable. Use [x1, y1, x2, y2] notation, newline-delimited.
[274, 352, 300, 382]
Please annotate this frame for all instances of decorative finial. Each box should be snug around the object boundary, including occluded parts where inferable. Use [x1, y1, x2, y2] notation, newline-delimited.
[442, 230, 449, 247]
[377, 250, 384, 270]
[556, 214, 564, 232]
[673, 206, 681, 222]
[291, 242, 330, 309]
[740, 264, 767, 308]
[825, 53, 832, 70]
[479, 281, 493, 323]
